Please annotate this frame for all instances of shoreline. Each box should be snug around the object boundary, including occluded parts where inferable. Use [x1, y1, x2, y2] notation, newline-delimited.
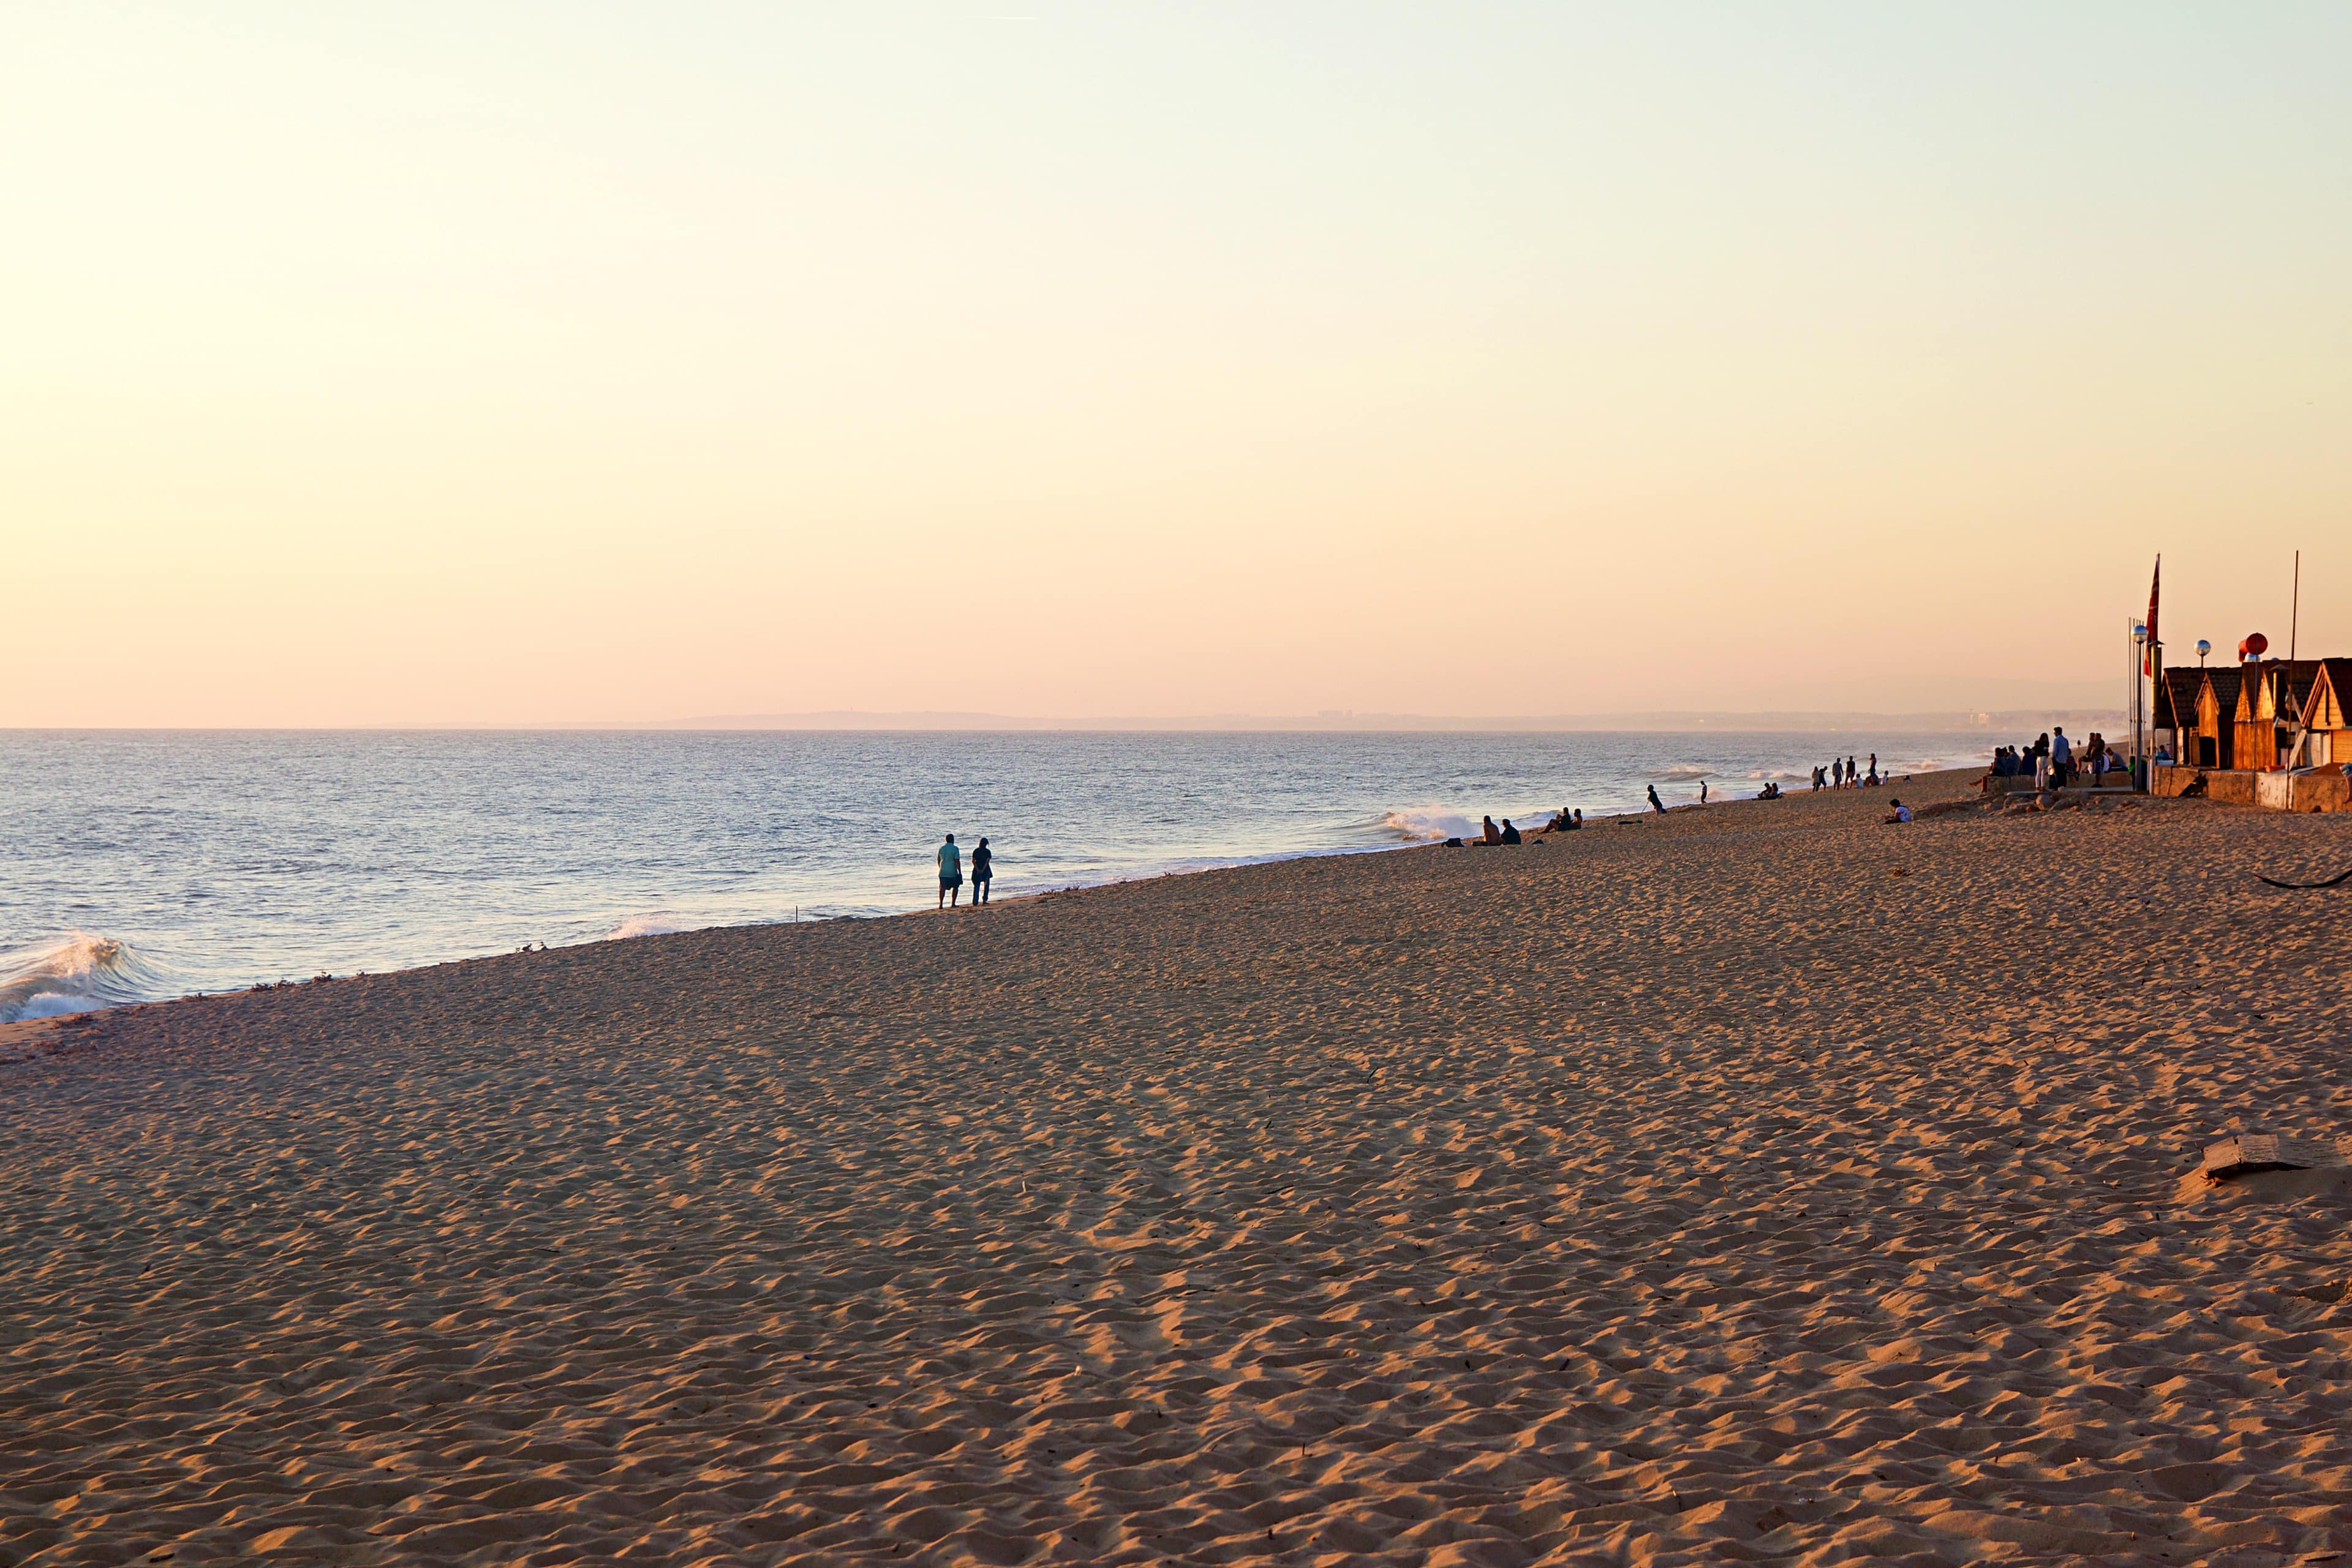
[0, 753, 1968, 1028]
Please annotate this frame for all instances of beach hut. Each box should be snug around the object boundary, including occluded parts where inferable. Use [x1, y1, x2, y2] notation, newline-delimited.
[2295, 658, 2352, 767]
[2154, 668, 2203, 762]
[2191, 668, 2241, 769]
[2236, 660, 2326, 772]
[2233, 665, 2272, 769]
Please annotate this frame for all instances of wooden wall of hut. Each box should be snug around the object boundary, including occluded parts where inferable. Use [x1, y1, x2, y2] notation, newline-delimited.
[2299, 658, 2352, 767]
[2193, 668, 2241, 770]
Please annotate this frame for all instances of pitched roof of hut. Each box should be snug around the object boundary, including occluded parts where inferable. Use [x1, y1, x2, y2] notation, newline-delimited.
[2238, 658, 2326, 723]
[2198, 666, 2243, 723]
[2300, 658, 2352, 731]
[2277, 658, 2327, 718]
[2154, 668, 2203, 731]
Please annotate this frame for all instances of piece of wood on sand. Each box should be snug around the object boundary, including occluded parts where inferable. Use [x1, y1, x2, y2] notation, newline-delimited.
[2202, 1133, 2349, 1182]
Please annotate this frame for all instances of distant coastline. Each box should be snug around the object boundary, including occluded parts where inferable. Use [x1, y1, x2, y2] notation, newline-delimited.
[574, 707, 2125, 736]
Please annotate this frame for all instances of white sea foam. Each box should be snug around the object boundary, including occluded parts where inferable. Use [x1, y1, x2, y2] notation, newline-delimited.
[1654, 764, 1713, 779]
[0, 932, 159, 1022]
[1379, 805, 1479, 842]
[607, 916, 687, 941]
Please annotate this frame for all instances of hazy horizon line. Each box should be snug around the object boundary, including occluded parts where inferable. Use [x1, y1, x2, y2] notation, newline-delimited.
[6, 706, 2130, 736]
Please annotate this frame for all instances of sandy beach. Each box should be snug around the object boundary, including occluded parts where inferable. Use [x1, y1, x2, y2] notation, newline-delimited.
[4, 770, 2349, 1567]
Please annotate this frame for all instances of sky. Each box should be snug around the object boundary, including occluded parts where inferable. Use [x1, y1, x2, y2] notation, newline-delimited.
[3, 2, 2346, 727]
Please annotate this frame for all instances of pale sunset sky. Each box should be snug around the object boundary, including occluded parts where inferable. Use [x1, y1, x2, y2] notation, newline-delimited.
[4, 2, 2346, 727]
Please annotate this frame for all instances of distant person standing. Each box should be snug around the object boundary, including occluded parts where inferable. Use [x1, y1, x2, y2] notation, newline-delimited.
[1845, 755, 1858, 790]
[1647, 785, 1665, 815]
[1868, 752, 1878, 782]
[1698, 779, 1708, 804]
[937, 833, 963, 909]
[2050, 727, 2073, 788]
[970, 836, 993, 904]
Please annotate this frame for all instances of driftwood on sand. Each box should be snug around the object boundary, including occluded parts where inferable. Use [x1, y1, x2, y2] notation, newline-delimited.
[2203, 1133, 2348, 1180]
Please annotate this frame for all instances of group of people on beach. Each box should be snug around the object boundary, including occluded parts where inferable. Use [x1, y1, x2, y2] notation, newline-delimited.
[1812, 753, 1882, 790]
[935, 833, 994, 908]
[1474, 808, 1605, 843]
[1986, 727, 2128, 791]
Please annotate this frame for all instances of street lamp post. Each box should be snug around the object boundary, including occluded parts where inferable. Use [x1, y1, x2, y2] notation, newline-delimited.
[2131, 621, 2148, 790]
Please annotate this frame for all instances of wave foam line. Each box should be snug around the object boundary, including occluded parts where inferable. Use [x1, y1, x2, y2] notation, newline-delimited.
[0, 932, 165, 1022]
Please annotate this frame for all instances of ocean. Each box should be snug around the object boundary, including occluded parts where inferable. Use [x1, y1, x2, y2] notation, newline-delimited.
[1, 728, 1979, 1020]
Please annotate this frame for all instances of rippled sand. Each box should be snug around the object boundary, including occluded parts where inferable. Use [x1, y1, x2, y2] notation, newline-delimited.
[5, 772, 2350, 1566]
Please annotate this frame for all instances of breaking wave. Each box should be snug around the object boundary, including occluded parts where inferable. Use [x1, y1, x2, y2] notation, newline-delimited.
[0, 932, 168, 1022]
[1378, 805, 1479, 842]
[607, 916, 688, 940]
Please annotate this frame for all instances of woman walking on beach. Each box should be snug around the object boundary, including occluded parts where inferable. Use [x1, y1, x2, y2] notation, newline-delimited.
[971, 837, 993, 904]
[937, 834, 963, 910]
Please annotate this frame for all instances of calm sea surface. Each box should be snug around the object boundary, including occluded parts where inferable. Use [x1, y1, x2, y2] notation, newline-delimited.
[1, 729, 1981, 1019]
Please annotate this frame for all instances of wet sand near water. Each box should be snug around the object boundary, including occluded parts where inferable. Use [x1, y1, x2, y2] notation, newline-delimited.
[5, 770, 2350, 1566]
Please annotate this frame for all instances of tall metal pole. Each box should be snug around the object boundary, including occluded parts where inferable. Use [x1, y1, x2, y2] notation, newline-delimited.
[2290, 549, 2300, 662]
[2127, 617, 2139, 786]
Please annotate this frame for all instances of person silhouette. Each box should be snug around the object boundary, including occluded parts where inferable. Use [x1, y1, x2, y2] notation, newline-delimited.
[971, 836, 993, 904]
[937, 833, 963, 910]
[1647, 785, 1665, 815]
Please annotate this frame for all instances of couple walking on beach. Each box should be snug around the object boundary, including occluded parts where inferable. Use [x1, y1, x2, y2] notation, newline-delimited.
[937, 833, 993, 909]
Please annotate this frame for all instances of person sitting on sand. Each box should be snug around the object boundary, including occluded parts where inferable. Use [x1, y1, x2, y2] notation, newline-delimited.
[1646, 785, 1665, 815]
[971, 836, 993, 904]
[937, 833, 963, 909]
[1500, 818, 1521, 845]
[1883, 798, 1912, 824]
[1480, 815, 1501, 845]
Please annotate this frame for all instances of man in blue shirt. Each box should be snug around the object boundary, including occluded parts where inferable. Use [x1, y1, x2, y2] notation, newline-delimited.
[937, 834, 963, 909]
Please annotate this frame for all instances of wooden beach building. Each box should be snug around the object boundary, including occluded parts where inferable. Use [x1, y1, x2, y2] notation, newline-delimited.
[2234, 660, 2326, 773]
[2192, 667, 2242, 771]
[2293, 657, 2352, 767]
[2154, 657, 2350, 811]
[2154, 669, 2204, 764]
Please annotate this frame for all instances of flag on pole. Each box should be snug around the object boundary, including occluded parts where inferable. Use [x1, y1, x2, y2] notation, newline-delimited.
[2144, 555, 2161, 675]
